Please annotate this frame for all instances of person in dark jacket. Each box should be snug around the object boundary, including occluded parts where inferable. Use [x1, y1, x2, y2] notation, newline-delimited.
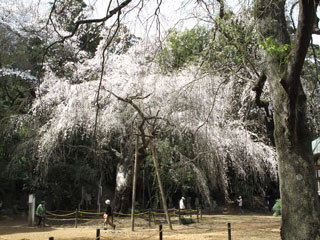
[103, 199, 116, 230]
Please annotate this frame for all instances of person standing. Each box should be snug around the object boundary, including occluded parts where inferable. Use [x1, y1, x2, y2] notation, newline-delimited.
[179, 196, 186, 222]
[179, 197, 186, 210]
[236, 196, 243, 213]
[35, 201, 46, 227]
[103, 200, 116, 230]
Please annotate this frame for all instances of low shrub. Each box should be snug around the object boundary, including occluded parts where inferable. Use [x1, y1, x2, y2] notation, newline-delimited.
[272, 199, 281, 216]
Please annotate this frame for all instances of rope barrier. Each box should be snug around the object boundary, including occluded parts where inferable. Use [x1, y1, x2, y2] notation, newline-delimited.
[75, 217, 102, 221]
[47, 217, 76, 221]
[46, 211, 75, 217]
[78, 211, 103, 215]
[44, 208, 201, 228]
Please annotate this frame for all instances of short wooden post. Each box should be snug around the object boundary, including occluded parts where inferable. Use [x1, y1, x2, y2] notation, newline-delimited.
[159, 224, 163, 240]
[228, 223, 231, 240]
[200, 209, 202, 220]
[148, 210, 151, 228]
[197, 209, 199, 223]
[96, 229, 100, 240]
[75, 208, 78, 228]
[28, 194, 35, 226]
[178, 209, 181, 224]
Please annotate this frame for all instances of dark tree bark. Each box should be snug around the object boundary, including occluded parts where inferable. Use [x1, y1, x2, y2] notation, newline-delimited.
[109, 93, 153, 213]
[255, 0, 320, 239]
[112, 127, 148, 213]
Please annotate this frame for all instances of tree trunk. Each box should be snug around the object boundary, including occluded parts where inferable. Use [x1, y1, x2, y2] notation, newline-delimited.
[113, 129, 148, 213]
[113, 130, 134, 213]
[255, 0, 320, 239]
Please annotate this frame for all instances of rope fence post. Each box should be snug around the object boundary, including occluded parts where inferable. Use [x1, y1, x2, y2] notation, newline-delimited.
[197, 209, 199, 223]
[200, 209, 202, 220]
[75, 208, 78, 228]
[96, 229, 100, 240]
[148, 210, 151, 228]
[228, 222, 231, 240]
[159, 224, 162, 240]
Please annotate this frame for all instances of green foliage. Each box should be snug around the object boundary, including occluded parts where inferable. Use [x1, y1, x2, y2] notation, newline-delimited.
[47, 163, 82, 209]
[156, 27, 208, 71]
[272, 199, 281, 216]
[78, 24, 102, 56]
[108, 25, 140, 55]
[0, 122, 37, 196]
[153, 133, 198, 199]
[259, 36, 291, 64]
[47, 44, 77, 79]
[157, 13, 260, 77]
[50, 0, 88, 33]
[0, 25, 43, 116]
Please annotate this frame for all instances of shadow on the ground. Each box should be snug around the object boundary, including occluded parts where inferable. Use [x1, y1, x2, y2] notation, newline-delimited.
[0, 218, 55, 236]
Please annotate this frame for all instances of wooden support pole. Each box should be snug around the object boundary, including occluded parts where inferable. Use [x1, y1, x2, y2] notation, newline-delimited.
[131, 135, 139, 231]
[75, 208, 78, 228]
[28, 194, 35, 226]
[197, 209, 199, 223]
[96, 229, 100, 240]
[149, 136, 173, 230]
[228, 222, 231, 240]
[159, 224, 163, 240]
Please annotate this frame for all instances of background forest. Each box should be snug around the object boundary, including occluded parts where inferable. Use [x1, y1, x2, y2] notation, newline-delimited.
[0, 0, 319, 216]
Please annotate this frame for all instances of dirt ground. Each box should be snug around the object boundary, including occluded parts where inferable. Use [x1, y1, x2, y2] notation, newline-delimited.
[0, 214, 281, 240]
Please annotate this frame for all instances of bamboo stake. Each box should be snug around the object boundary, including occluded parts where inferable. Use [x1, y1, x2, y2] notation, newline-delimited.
[149, 135, 173, 230]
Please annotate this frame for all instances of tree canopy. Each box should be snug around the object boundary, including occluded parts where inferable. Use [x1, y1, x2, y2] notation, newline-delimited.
[1, 1, 320, 238]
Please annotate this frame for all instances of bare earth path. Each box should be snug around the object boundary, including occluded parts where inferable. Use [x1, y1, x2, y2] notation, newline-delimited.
[0, 214, 280, 240]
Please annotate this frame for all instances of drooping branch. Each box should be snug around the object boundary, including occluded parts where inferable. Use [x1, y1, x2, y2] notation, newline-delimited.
[92, 10, 122, 156]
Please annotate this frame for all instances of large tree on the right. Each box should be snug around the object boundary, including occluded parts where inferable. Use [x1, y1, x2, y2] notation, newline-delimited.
[255, 0, 320, 239]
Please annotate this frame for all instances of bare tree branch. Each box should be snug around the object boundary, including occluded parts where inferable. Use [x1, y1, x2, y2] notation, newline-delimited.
[289, 1, 298, 33]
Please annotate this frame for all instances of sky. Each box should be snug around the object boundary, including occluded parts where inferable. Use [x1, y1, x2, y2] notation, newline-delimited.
[1, 0, 319, 43]
[86, 0, 242, 38]
[84, 0, 320, 44]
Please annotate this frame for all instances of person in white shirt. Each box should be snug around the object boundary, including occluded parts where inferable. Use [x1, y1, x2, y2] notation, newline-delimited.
[236, 196, 243, 213]
[179, 197, 186, 210]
